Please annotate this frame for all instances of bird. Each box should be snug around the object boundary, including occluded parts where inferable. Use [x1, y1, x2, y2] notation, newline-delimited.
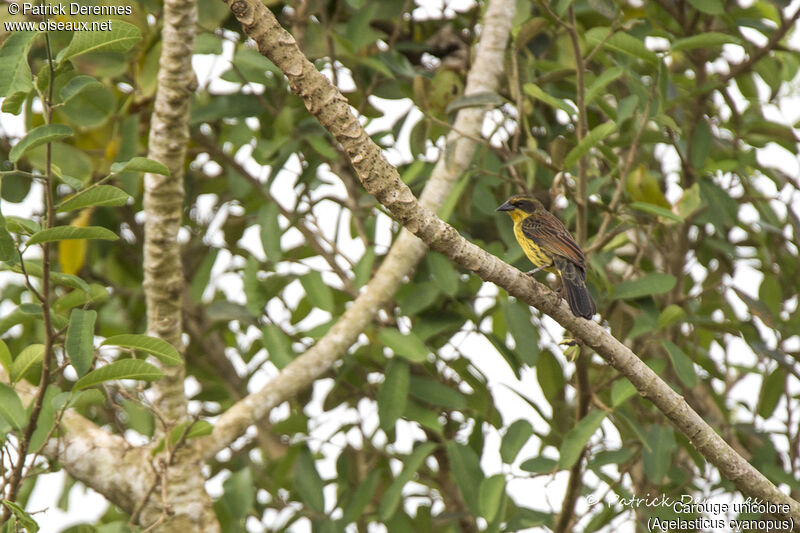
[496, 194, 596, 319]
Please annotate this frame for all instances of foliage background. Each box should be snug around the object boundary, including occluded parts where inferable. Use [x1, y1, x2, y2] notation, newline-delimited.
[1, 0, 800, 531]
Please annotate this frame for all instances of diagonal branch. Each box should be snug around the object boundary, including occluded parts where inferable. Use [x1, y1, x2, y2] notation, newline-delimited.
[722, 5, 800, 84]
[199, 0, 516, 457]
[1, 372, 155, 518]
[208, 0, 800, 523]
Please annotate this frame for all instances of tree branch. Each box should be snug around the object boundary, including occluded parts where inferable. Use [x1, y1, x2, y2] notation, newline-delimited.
[200, 0, 516, 457]
[722, 5, 800, 84]
[1, 371, 155, 518]
[213, 0, 800, 522]
[141, 0, 218, 528]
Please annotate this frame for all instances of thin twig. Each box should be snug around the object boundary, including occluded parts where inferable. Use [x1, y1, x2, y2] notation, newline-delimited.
[1, 28, 58, 523]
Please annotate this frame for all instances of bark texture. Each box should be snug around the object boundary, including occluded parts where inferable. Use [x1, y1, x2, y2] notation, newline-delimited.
[215, 0, 800, 523]
[141, 0, 218, 529]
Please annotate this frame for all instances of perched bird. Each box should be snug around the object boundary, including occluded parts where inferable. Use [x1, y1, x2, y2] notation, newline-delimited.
[496, 194, 596, 319]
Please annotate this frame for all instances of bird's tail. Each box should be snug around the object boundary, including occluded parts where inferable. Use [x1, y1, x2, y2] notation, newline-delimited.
[555, 259, 596, 319]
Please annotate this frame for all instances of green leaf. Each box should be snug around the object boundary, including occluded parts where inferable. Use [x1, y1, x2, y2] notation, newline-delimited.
[520, 456, 557, 474]
[537, 350, 565, 405]
[28, 384, 63, 451]
[58, 75, 104, 103]
[110, 156, 170, 176]
[53, 283, 108, 313]
[585, 27, 659, 64]
[222, 467, 255, 520]
[587, 0, 617, 18]
[585, 67, 624, 105]
[0, 383, 27, 429]
[0, 32, 37, 99]
[244, 256, 267, 316]
[262, 324, 294, 369]
[445, 441, 483, 515]
[677, 183, 702, 220]
[378, 442, 437, 520]
[690, 119, 711, 169]
[564, 122, 616, 169]
[397, 281, 440, 316]
[444, 91, 506, 114]
[612, 273, 677, 300]
[378, 328, 430, 363]
[27, 226, 118, 245]
[686, 0, 724, 15]
[11, 344, 44, 383]
[57, 21, 142, 63]
[189, 248, 218, 303]
[479, 474, 506, 522]
[353, 247, 375, 289]
[66, 309, 96, 377]
[759, 274, 782, 317]
[60, 84, 115, 129]
[73, 359, 163, 390]
[657, 304, 686, 329]
[306, 135, 339, 160]
[758, 366, 785, 419]
[6, 262, 90, 294]
[1, 500, 38, 533]
[616, 94, 639, 124]
[258, 203, 283, 263]
[670, 32, 741, 52]
[122, 399, 154, 437]
[427, 252, 459, 296]
[378, 358, 410, 432]
[299, 271, 335, 312]
[553, 0, 573, 17]
[153, 420, 215, 455]
[610, 378, 637, 407]
[500, 419, 533, 463]
[2, 89, 28, 115]
[0, 214, 16, 262]
[629, 202, 682, 222]
[0, 339, 11, 376]
[558, 410, 606, 469]
[590, 448, 636, 469]
[293, 447, 325, 513]
[57, 185, 131, 213]
[438, 170, 471, 221]
[662, 340, 696, 387]
[523, 83, 575, 114]
[9, 124, 74, 163]
[102, 334, 182, 366]
[625, 164, 669, 208]
[404, 400, 444, 434]
[6, 216, 39, 235]
[502, 299, 539, 365]
[408, 376, 467, 409]
[342, 469, 381, 523]
[643, 425, 676, 484]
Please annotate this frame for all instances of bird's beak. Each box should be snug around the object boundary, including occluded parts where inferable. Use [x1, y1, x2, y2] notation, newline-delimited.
[496, 201, 514, 212]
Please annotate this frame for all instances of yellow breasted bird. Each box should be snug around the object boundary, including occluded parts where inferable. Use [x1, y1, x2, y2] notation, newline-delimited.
[497, 194, 596, 319]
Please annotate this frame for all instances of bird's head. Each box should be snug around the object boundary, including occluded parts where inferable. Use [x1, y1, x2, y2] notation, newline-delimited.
[496, 194, 544, 222]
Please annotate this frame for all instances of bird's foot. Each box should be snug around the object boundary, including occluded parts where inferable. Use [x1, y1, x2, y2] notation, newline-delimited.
[526, 265, 547, 276]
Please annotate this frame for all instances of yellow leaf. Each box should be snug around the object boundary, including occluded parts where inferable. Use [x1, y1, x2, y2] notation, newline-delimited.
[59, 208, 93, 275]
[625, 165, 670, 208]
[104, 137, 120, 163]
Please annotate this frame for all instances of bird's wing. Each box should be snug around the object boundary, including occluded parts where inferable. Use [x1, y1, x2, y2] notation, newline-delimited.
[520, 212, 585, 267]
